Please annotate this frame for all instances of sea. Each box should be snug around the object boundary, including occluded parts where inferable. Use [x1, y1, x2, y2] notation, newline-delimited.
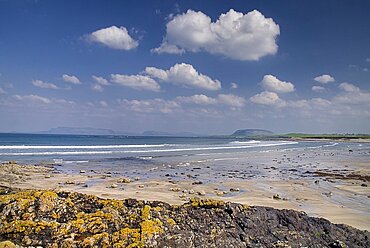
[0, 133, 367, 181]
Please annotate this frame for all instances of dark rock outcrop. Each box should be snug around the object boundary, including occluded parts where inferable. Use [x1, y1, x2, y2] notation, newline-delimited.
[0, 187, 368, 247]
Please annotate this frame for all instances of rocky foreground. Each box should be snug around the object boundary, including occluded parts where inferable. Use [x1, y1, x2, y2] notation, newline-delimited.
[0, 187, 369, 248]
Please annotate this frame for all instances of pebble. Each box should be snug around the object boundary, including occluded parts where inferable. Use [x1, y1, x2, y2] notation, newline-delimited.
[188, 189, 195, 194]
[110, 184, 118, 188]
[44, 174, 51, 178]
[230, 188, 240, 192]
[138, 184, 145, 189]
[170, 187, 181, 192]
[65, 180, 75, 185]
[273, 194, 282, 200]
[80, 170, 86, 174]
[118, 178, 131, 183]
[197, 190, 206, 196]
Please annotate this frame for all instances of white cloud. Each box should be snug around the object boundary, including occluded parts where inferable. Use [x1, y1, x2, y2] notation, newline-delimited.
[151, 42, 185, 54]
[100, 101, 108, 107]
[250, 91, 282, 105]
[0, 87, 7, 94]
[62, 74, 81, 84]
[92, 84, 104, 92]
[312, 85, 325, 92]
[92, 75, 109, 86]
[145, 63, 221, 90]
[176, 94, 217, 105]
[13, 94, 52, 104]
[366, 58, 370, 62]
[91, 76, 109, 92]
[230, 82, 238, 89]
[260, 75, 295, 93]
[314, 74, 335, 84]
[339, 82, 360, 92]
[217, 94, 245, 107]
[111, 74, 160, 92]
[88, 26, 138, 50]
[153, 9, 280, 61]
[32, 80, 59, 89]
[119, 98, 180, 113]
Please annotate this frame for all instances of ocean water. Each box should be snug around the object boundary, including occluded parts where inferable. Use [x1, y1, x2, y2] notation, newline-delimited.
[1, 133, 369, 182]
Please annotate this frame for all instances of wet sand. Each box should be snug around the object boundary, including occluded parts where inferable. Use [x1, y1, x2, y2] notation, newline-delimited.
[1, 143, 369, 231]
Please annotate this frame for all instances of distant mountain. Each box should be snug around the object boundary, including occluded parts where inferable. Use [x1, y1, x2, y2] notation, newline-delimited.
[141, 131, 200, 137]
[231, 129, 274, 137]
[40, 127, 116, 135]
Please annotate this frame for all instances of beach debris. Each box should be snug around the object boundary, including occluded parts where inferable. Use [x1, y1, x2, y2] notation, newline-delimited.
[79, 170, 86, 174]
[65, 180, 75, 185]
[118, 178, 131, 183]
[230, 188, 240, 192]
[170, 187, 181, 192]
[273, 194, 282, 200]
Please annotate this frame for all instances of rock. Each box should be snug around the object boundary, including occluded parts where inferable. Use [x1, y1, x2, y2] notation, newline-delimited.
[0, 188, 369, 247]
[44, 174, 51, 178]
[134, 177, 140, 181]
[65, 180, 75, 185]
[79, 170, 86, 174]
[360, 183, 367, 187]
[170, 187, 181, 192]
[118, 178, 131, 183]
[230, 188, 240, 192]
[110, 184, 118, 188]
[273, 194, 282, 200]
[0, 241, 16, 248]
[188, 189, 195, 194]
[216, 191, 224, 196]
[138, 184, 145, 189]
[197, 190, 206, 196]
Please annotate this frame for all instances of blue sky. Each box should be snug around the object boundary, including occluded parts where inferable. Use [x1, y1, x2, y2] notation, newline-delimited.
[0, 0, 369, 134]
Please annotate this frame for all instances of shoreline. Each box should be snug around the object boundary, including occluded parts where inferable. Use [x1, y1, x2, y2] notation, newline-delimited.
[1, 158, 369, 231]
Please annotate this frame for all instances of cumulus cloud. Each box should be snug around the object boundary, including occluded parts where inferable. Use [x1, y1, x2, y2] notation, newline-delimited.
[339, 82, 360, 92]
[13, 94, 52, 104]
[250, 91, 282, 105]
[88, 26, 138, 50]
[176, 94, 217, 105]
[111, 74, 160, 92]
[312, 85, 325, 92]
[314, 74, 335, 84]
[91, 75, 109, 92]
[32, 80, 59, 89]
[119, 98, 180, 113]
[260, 75, 295, 93]
[62, 74, 81, 84]
[92, 84, 104, 92]
[92, 75, 109, 86]
[153, 9, 280, 61]
[144, 63, 221, 90]
[230, 82, 238, 89]
[217, 94, 246, 107]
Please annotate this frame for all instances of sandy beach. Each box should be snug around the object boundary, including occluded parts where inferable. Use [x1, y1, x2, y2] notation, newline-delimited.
[1, 143, 369, 231]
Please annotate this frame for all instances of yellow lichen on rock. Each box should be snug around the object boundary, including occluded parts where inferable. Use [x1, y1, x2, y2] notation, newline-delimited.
[189, 197, 225, 208]
[0, 241, 16, 248]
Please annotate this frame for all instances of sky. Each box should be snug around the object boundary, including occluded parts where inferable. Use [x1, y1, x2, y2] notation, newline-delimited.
[0, 0, 369, 135]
